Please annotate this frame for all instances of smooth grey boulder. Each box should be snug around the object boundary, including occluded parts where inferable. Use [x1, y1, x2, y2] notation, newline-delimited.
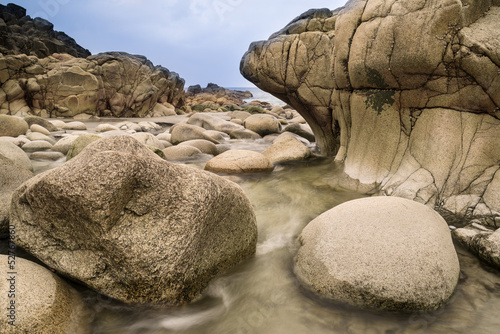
[243, 114, 282, 136]
[170, 124, 220, 145]
[294, 196, 460, 312]
[205, 150, 274, 174]
[262, 133, 311, 164]
[178, 139, 218, 155]
[0, 139, 32, 171]
[0, 115, 28, 137]
[283, 123, 315, 142]
[29, 124, 51, 136]
[229, 129, 262, 140]
[10, 136, 257, 305]
[0, 255, 90, 334]
[187, 113, 244, 134]
[50, 135, 79, 155]
[24, 116, 59, 132]
[66, 134, 102, 161]
[21, 140, 53, 152]
[0, 155, 33, 234]
[130, 132, 165, 150]
[162, 145, 203, 161]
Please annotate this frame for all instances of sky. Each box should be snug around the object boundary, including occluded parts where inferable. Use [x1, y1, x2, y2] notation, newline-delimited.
[1, 0, 347, 88]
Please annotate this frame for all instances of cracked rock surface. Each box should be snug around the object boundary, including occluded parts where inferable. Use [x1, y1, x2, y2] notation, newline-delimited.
[241, 0, 500, 218]
[10, 136, 258, 305]
[0, 52, 186, 118]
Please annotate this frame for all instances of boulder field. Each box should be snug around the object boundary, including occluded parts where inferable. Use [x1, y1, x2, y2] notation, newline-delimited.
[241, 0, 500, 218]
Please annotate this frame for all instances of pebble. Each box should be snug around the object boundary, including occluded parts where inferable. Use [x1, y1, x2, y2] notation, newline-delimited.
[30, 124, 51, 135]
[22, 140, 53, 152]
[63, 121, 87, 130]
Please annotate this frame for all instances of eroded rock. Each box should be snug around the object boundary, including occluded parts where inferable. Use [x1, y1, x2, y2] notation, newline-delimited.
[241, 0, 500, 217]
[0, 52, 186, 118]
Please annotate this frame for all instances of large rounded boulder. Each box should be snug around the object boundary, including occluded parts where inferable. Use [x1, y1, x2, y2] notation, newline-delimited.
[0, 115, 28, 137]
[0, 155, 33, 234]
[0, 255, 90, 333]
[294, 196, 460, 312]
[10, 135, 258, 305]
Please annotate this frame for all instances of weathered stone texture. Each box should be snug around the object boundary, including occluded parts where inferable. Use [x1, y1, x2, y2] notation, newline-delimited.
[0, 52, 185, 118]
[241, 0, 500, 216]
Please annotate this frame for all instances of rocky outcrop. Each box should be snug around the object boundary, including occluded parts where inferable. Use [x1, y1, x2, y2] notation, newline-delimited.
[241, 0, 500, 218]
[0, 255, 90, 333]
[0, 52, 186, 118]
[0, 3, 90, 58]
[295, 196, 460, 312]
[186, 83, 252, 107]
[10, 136, 257, 305]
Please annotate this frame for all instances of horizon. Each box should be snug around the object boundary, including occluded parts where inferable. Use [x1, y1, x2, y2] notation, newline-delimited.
[0, 0, 348, 88]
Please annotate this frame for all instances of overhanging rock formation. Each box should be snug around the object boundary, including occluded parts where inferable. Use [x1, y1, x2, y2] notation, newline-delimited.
[241, 0, 500, 218]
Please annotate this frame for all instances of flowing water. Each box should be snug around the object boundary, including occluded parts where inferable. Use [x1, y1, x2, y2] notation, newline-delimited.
[77, 157, 500, 334]
[3, 126, 500, 333]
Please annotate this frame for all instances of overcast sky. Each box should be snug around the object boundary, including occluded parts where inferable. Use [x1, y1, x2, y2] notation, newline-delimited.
[2, 0, 347, 87]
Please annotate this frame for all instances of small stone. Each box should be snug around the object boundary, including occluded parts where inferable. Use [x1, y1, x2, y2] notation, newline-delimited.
[22, 140, 53, 152]
[96, 124, 120, 133]
[63, 121, 87, 130]
[205, 150, 274, 174]
[30, 124, 51, 135]
[163, 145, 202, 161]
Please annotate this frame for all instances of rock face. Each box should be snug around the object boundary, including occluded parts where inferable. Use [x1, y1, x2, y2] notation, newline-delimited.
[0, 52, 186, 118]
[294, 196, 460, 312]
[0, 3, 90, 58]
[241, 1, 500, 217]
[0, 255, 90, 334]
[10, 136, 258, 305]
[0, 155, 33, 234]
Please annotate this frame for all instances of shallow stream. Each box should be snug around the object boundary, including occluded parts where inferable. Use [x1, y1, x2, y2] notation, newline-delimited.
[3, 135, 500, 333]
[80, 157, 500, 334]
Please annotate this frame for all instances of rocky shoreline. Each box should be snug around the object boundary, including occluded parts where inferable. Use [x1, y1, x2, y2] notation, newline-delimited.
[1, 1, 500, 333]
